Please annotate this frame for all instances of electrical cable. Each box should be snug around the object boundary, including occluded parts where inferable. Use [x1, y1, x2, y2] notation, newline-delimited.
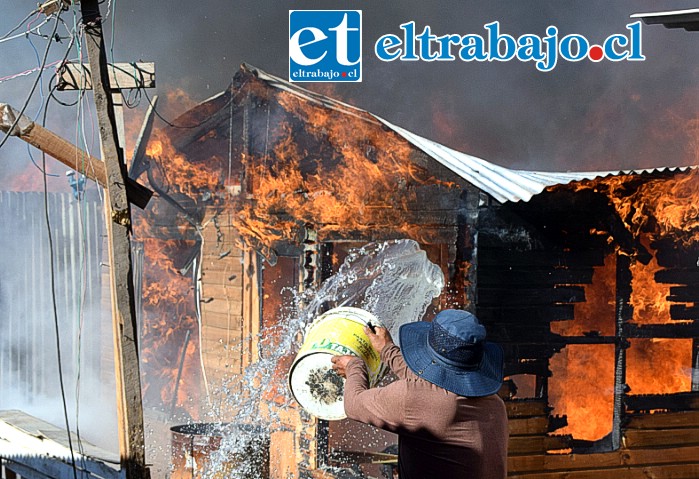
[0, 12, 62, 152]
[0, 8, 40, 40]
[35, 8, 84, 475]
[142, 84, 245, 130]
[0, 60, 65, 84]
[26, 27, 61, 177]
[40, 78, 80, 479]
[0, 17, 51, 44]
[22, 16, 79, 176]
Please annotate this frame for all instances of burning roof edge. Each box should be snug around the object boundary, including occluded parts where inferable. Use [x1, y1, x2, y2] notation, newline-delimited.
[244, 64, 697, 203]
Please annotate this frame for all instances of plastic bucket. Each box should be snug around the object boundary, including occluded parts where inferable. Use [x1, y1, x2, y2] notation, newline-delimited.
[288, 307, 386, 420]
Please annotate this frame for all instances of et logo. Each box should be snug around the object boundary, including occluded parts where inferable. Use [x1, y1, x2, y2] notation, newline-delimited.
[289, 10, 362, 83]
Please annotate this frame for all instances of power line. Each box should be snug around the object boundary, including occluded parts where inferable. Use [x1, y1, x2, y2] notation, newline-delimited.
[0, 12, 62, 152]
[142, 82, 246, 130]
[0, 16, 51, 44]
[0, 8, 40, 40]
[41, 88, 80, 479]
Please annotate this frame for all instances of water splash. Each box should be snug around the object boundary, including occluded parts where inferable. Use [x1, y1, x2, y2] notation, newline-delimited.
[184, 239, 443, 477]
[303, 239, 445, 342]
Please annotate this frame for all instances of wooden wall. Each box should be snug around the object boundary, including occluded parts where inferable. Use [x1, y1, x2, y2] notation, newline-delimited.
[507, 398, 699, 477]
[198, 207, 260, 419]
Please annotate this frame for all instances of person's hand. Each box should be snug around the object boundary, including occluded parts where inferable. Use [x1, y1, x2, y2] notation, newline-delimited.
[331, 355, 355, 378]
[364, 325, 393, 353]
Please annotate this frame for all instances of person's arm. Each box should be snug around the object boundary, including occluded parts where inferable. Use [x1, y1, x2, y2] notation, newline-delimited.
[341, 357, 407, 433]
[380, 343, 411, 380]
[363, 326, 411, 380]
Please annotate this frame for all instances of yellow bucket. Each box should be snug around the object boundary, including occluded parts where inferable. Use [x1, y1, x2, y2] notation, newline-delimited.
[288, 307, 386, 420]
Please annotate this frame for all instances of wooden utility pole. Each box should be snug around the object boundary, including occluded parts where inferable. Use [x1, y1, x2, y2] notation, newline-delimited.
[79, 1, 150, 477]
[0, 103, 152, 208]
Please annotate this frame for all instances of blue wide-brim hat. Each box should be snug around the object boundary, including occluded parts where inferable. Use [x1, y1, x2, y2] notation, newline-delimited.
[399, 309, 504, 397]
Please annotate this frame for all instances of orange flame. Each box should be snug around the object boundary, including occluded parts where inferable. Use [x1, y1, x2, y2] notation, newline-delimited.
[231, 89, 457, 249]
[146, 129, 221, 197]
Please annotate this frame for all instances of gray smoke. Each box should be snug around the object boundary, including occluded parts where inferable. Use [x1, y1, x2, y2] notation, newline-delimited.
[3, 0, 699, 190]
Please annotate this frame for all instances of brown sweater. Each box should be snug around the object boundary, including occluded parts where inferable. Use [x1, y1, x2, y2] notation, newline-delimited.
[344, 343, 508, 479]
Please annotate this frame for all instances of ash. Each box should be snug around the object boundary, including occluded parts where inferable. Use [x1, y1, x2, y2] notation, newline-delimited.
[306, 366, 345, 404]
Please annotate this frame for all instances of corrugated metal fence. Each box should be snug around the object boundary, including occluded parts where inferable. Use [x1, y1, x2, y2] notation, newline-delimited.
[0, 190, 114, 437]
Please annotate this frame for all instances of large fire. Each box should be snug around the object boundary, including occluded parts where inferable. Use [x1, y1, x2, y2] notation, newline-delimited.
[548, 170, 697, 442]
[133, 123, 224, 418]
[128, 76, 697, 453]
[231, 89, 457, 249]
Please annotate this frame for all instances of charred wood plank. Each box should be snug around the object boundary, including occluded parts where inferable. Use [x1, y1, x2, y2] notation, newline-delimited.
[479, 249, 606, 268]
[477, 305, 576, 323]
[477, 267, 595, 287]
[625, 392, 699, 413]
[411, 184, 463, 210]
[487, 323, 553, 342]
[653, 239, 699, 269]
[478, 286, 586, 306]
[671, 305, 699, 321]
[668, 286, 699, 303]
[625, 322, 699, 338]
[610, 253, 633, 452]
[655, 268, 699, 285]
[504, 359, 550, 377]
[502, 343, 563, 359]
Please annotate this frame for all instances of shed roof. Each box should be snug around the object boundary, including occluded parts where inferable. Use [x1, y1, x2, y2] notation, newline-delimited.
[246, 64, 696, 203]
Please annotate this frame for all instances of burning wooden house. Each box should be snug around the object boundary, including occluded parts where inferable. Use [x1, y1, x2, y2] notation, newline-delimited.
[132, 64, 699, 478]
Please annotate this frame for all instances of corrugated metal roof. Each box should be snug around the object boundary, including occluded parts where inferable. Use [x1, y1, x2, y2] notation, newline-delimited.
[246, 64, 697, 203]
[375, 118, 696, 203]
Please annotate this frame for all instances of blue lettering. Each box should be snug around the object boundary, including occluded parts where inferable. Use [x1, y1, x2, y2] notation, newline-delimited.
[485, 21, 516, 61]
[537, 26, 558, 72]
[400, 21, 419, 61]
[417, 25, 439, 61]
[559, 34, 588, 61]
[516, 34, 545, 62]
[436, 34, 462, 61]
[375, 34, 402, 61]
[372, 21, 645, 71]
[627, 21, 645, 60]
[459, 35, 487, 61]
[604, 34, 628, 61]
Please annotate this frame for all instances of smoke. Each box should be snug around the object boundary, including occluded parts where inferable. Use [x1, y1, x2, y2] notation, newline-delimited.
[0, 191, 119, 453]
[3, 0, 699, 186]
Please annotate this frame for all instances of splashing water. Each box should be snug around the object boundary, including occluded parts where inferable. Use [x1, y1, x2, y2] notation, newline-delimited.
[193, 239, 443, 478]
[303, 239, 445, 342]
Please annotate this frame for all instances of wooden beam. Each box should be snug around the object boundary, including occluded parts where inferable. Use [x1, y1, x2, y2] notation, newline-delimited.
[624, 322, 699, 338]
[623, 427, 699, 448]
[478, 286, 586, 306]
[80, 2, 149, 478]
[612, 253, 633, 450]
[626, 410, 699, 428]
[508, 435, 571, 455]
[0, 103, 152, 209]
[509, 417, 549, 436]
[56, 62, 155, 91]
[625, 392, 699, 412]
[508, 445, 699, 474]
[506, 400, 551, 418]
[510, 463, 699, 478]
